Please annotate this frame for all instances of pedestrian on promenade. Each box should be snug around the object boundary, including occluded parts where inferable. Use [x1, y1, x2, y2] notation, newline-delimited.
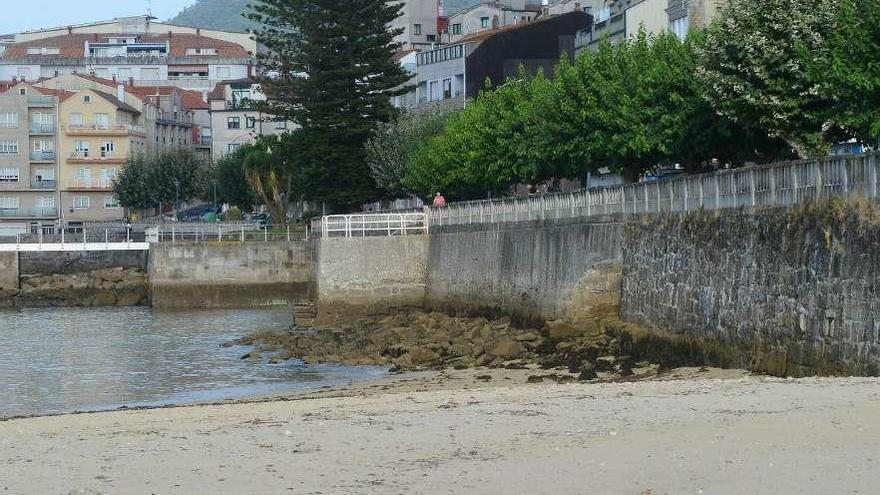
[433, 192, 446, 207]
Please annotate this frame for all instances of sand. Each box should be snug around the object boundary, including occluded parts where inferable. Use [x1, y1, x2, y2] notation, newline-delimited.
[1, 367, 878, 494]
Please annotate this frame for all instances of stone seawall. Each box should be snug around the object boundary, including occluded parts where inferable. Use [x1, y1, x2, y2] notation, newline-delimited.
[19, 251, 147, 276]
[426, 217, 623, 324]
[316, 236, 429, 320]
[149, 242, 313, 309]
[621, 202, 880, 376]
[0, 252, 18, 292]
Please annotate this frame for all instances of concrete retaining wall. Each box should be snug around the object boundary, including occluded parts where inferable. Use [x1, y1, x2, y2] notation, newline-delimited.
[426, 217, 623, 323]
[621, 207, 880, 376]
[150, 242, 313, 309]
[19, 251, 147, 276]
[0, 252, 18, 291]
[316, 236, 429, 317]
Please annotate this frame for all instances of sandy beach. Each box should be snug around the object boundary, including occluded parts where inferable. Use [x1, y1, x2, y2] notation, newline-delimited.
[1, 367, 878, 494]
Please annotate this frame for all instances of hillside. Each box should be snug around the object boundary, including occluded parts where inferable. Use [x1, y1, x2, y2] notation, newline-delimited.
[169, 0, 256, 33]
[169, 0, 482, 33]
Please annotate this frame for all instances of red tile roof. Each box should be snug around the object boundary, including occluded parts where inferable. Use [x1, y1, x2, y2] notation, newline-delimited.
[2, 33, 251, 59]
[32, 87, 75, 102]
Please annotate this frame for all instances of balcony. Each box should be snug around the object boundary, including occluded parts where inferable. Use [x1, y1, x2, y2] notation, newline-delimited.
[66, 178, 114, 191]
[31, 179, 56, 190]
[29, 123, 55, 134]
[30, 150, 56, 162]
[65, 123, 146, 137]
[27, 95, 55, 107]
[67, 151, 125, 165]
[0, 207, 57, 218]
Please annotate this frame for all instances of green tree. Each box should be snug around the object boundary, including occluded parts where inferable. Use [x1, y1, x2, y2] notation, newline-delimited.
[695, 0, 840, 157]
[819, 0, 880, 144]
[113, 149, 209, 214]
[365, 105, 456, 199]
[212, 148, 257, 211]
[248, 0, 412, 209]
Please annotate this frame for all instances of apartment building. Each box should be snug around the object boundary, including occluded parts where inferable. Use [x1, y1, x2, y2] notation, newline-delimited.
[574, 0, 727, 51]
[208, 79, 294, 159]
[415, 11, 591, 105]
[392, 0, 447, 49]
[57, 88, 146, 224]
[446, 0, 543, 43]
[0, 16, 253, 93]
[0, 83, 60, 236]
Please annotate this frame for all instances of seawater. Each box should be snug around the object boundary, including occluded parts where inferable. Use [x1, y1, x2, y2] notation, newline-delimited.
[0, 307, 385, 418]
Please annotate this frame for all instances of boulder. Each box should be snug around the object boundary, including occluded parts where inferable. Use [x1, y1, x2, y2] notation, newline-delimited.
[489, 337, 527, 360]
[407, 347, 441, 366]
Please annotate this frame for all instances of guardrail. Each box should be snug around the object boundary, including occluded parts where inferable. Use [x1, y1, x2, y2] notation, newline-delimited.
[428, 152, 880, 226]
[319, 213, 428, 237]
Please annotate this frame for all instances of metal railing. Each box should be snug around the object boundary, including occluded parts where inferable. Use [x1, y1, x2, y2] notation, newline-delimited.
[29, 123, 55, 133]
[27, 95, 55, 107]
[319, 213, 428, 238]
[428, 152, 880, 226]
[67, 178, 113, 190]
[29, 150, 56, 161]
[0, 207, 58, 218]
[65, 123, 146, 135]
[31, 179, 56, 189]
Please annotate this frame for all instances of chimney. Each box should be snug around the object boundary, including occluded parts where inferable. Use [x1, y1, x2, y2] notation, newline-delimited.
[574, 2, 580, 10]
[54, 70, 59, 77]
[196, 28, 201, 36]
[168, 30, 173, 38]
[67, 26, 73, 35]
[129, 77, 135, 87]
[112, 75, 117, 83]
[11, 76, 16, 84]
[117, 83, 125, 102]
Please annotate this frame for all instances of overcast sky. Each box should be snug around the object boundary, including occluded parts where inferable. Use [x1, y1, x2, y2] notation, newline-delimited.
[0, 0, 196, 34]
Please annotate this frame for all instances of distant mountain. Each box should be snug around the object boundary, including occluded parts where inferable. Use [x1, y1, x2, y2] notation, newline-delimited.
[168, 0, 257, 33]
[168, 0, 483, 34]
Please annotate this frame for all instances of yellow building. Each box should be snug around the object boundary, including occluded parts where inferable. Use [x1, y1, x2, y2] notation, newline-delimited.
[57, 88, 146, 224]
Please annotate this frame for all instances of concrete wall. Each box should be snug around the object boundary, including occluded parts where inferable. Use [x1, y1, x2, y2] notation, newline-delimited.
[426, 217, 623, 324]
[0, 252, 18, 291]
[316, 236, 429, 317]
[621, 206, 880, 376]
[19, 250, 147, 275]
[150, 242, 313, 309]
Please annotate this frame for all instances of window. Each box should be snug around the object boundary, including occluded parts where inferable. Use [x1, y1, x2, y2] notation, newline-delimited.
[429, 80, 440, 102]
[670, 16, 689, 41]
[227, 117, 241, 129]
[0, 197, 19, 211]
[73, 196, 90, 209]
[33, 139, 54, 153]
[19, 88, 26, 96]
[93, 113, 109, 128]
[31, 112, 53, 131]
[413, 24, 422, 35]
[104, 195, 120, 209]
[452, 23, 462, 35]
[83, 95, 92, 103]
[274, 119, 287, 130]
[36, 196, 54, 208]
[442, 78, 452, 99]
[426, 34, 436, 42]
[227, 143, 241, 154]
[0, 167, 19, 182]
[216, 66, 231, 79]
[100, 141, 115, 157]
[0, 140, 18, 154]
[0, 112, 18, 128]
[75, 168, 90, 181]
[69, 113, 84, 126]
[480, 16, 490, 28]
[246, 116, 256, 129]
[74, 140, 90, 157]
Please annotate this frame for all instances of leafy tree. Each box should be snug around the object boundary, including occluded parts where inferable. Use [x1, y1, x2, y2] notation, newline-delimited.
[248, 0, 413, 209]
[819, 0, 880, 145]
[695, 0, 840, 157]
[365, 105, 456, 199]
[113, 149, 208, 213]
[212, 149, 256, 212]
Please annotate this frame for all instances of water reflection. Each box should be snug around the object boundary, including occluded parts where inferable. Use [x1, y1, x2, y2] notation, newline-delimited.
[0, 307, 384, 418]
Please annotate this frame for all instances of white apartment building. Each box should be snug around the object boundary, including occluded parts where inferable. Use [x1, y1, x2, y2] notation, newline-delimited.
[208, 79, 295, 160]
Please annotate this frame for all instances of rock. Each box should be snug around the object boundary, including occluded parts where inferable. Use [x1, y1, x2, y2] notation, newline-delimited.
[577, 361, 598, 381]
[595, 356, 616, 372]
[91, 291, 117, 306]
[475, 374, 492, 381]
[240, 349, 261, 360]
[474, 354, 493, 367]
[489, 337, 527, 360]
[526, 375, 545, 383]
[545, 320, 579, 340]
[514, 332, 540, 342]
[381, 344, 408, 359]
[407, 347, 440, 366]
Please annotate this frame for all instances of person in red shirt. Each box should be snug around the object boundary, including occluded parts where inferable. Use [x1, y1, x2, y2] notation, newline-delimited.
[432, 192, 446, 207]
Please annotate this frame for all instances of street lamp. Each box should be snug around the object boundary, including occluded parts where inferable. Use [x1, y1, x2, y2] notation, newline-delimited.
[212, 179, 218, 208]
[174, 179, 180, 222]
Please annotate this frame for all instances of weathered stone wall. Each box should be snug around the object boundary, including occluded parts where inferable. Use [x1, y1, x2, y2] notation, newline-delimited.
[316, 236, 429, 318]
[621, 203, 880, 376]
[150, 242, 313, 308]
[0, 252, 19, 291]
[425, 217, 624, 323]
[19, 251, 147, 276]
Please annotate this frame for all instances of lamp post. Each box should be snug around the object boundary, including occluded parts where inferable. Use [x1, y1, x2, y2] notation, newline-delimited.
[174, 179, 180, 222]
[212, 179, 218, 208]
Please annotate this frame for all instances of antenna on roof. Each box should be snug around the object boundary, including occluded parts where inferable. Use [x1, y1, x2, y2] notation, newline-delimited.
[147, 0, 153, 17]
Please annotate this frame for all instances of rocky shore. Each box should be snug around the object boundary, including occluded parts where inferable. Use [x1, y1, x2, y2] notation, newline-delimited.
[229, 308, 711, 380]
[2, 267, 148, 307]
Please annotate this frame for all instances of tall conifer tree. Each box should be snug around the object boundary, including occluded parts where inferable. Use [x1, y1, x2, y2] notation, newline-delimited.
[248, 0, 412, 209]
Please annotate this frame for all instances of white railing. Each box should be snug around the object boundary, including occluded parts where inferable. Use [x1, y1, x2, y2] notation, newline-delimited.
[320, 213, 428, 238]
[428, 152, 880, 226]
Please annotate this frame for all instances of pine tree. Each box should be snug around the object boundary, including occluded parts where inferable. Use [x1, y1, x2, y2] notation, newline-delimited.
[248, 0, 413, 209]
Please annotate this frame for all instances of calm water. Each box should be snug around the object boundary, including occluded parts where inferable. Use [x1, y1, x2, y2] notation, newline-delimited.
[0, 307, 385, 418]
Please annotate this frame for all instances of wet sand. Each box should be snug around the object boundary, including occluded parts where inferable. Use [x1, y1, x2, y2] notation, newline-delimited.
[1, 367, 878, 494]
